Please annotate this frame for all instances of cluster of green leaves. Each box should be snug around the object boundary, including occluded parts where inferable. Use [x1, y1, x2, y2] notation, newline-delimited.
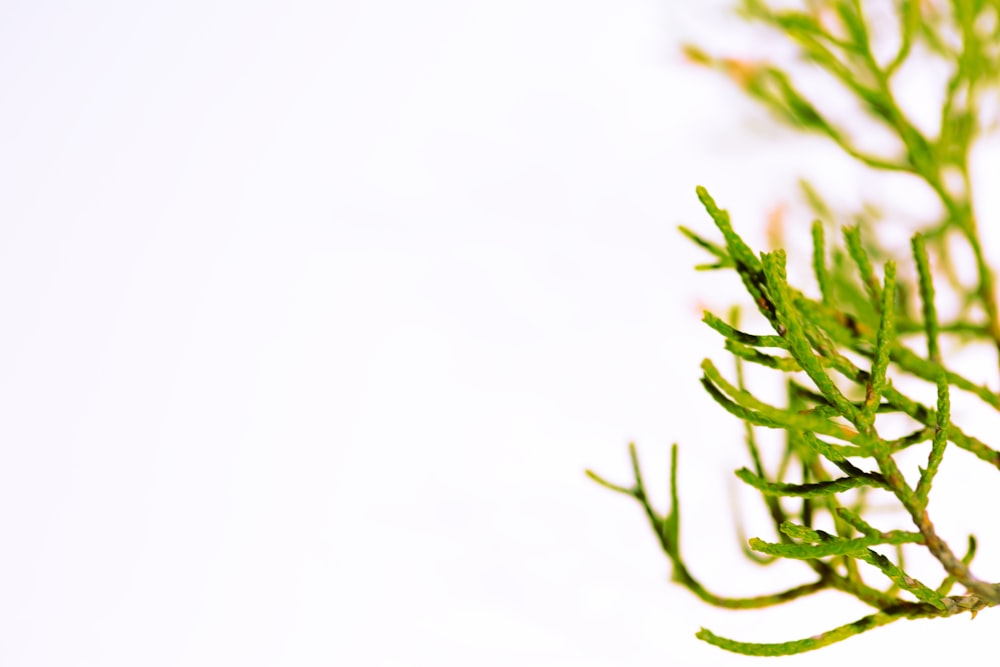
[589, 0, 1000, 657]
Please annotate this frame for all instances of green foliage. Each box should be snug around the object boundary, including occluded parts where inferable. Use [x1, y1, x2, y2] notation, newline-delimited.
[589, 0, 1000, 657]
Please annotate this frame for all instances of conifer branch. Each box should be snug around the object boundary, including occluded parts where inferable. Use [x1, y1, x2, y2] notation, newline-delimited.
[590, 0, 1000, 656]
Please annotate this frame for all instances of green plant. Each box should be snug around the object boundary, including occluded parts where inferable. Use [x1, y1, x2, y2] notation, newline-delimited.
[588, 0, 1000, 656]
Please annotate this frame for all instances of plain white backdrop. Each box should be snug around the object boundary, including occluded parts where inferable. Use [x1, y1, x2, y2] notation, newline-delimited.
[2, 1, 1000, 665]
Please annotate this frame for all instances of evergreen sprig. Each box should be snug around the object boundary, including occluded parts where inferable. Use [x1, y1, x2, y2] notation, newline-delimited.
[589, 0, 1000, 657]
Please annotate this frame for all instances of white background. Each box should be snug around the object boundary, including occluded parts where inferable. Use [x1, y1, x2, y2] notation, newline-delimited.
[2, 1, 1000, 665]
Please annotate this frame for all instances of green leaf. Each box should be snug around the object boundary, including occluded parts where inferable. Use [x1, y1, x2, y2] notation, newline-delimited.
[812, 219, 833, 304]
[749, 527, 922, 558]
[702, 311, 786, 348]
[911, 233, 940, 362]
[915, 378, 950, 508]
[696, 611, 905, 656]
[678, 225, 733, 268]
[857, 548, 947, 610]
[861, 261, 897, 429]
[762, 251, 860, 423]
[736, 467, 881, 497]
